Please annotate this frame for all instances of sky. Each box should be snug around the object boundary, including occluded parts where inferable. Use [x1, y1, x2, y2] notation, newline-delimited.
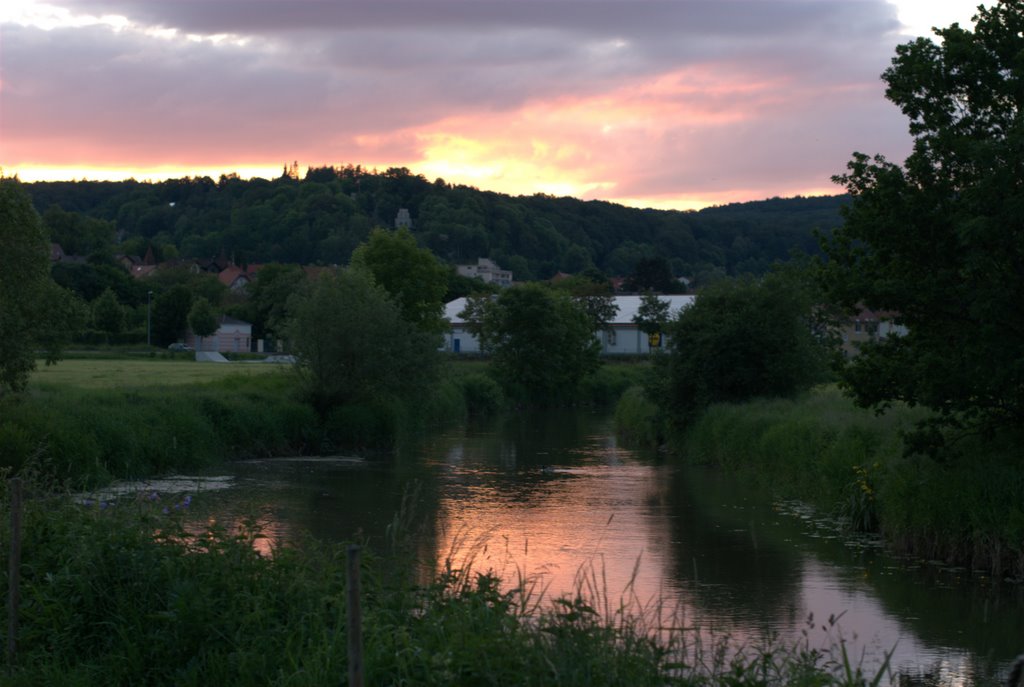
[0, 0, 980, 210]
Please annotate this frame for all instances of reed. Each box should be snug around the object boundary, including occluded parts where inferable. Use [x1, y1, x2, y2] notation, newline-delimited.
[677, 386, 1024, 578]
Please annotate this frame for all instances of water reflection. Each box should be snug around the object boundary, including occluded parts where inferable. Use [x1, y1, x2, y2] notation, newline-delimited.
[102, 409, 1022, 686]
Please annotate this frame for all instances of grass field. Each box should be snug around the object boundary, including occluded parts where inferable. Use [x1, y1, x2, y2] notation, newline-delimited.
[29, 358, 288, 389]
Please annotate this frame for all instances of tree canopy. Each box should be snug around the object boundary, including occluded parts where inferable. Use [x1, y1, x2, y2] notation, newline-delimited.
[350, 227, 449, 335]
[188, 296, 219, 350]
[633, 291, 671, 340]
[0, 179, 85, 395]
[287, 269, 439, 416]
[23, 170, 846, 284]
[92, 288, 125, 337]
[151, 285, 193, 346]
[819, 1, 1024, 449]
[461, 283, 601, 404]
[655, 274, 831, 427]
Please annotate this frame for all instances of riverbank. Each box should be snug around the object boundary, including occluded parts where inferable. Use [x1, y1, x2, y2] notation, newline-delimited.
[615, 385, 1024, 581]
[0, 358, 649, 487]
[1, 479, 899, 686]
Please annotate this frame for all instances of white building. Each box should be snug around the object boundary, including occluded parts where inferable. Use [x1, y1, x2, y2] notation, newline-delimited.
[456, 258, 513, 287]
[442, 294, 695, 355]
[186, 315, 253, 353]
[395, 208, 412, 229]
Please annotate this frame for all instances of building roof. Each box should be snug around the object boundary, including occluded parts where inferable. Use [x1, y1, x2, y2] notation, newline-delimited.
[444, 294, 695, 325]
[218, 264, 250, 287]
[609, 295, 695, 323]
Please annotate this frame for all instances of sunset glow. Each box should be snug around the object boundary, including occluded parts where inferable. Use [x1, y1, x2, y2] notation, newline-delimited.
[0, 0, 981, 209]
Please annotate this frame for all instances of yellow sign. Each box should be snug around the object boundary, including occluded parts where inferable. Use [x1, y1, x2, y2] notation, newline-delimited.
[648, 332, 661, 348]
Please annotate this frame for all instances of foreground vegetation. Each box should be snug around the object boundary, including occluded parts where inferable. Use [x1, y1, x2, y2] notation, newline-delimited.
[1, 479, 900, 686]
[617, 386, 1024, 580]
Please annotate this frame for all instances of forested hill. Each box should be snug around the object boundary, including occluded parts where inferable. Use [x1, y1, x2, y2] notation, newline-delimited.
[25, 166, 847, 281]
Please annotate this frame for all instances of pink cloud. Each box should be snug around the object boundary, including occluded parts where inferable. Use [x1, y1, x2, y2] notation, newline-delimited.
[2, 0, 913, 208]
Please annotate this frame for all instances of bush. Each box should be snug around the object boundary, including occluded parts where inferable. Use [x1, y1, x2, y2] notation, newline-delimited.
[613, 386, 662, 447]
[457, 372, 505, 417]
[577, 363, 648, 406]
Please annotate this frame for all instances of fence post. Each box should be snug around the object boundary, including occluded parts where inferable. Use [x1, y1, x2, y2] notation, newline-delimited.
[7, 478, 23, 672]
[347, 545, 363, 687]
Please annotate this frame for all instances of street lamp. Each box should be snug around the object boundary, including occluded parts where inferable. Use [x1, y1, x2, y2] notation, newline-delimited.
[147, 290, 153, 346]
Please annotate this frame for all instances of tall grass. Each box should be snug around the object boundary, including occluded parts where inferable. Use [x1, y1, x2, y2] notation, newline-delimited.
[3, 361, 513, 485]
[0, 480, 901, 686]
[677, 386, 1024, 578]
[577, 361, 650, 406]
[1, 374, 317, 487]
[614, 385, 663, 446]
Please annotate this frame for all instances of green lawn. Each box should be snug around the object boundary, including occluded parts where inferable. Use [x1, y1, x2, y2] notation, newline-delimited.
[29, 357, 287, 389]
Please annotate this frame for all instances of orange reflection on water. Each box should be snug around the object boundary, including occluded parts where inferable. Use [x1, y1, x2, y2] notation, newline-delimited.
[426, 425, 701, 631]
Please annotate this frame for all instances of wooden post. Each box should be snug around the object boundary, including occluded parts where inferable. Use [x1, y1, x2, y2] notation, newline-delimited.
[7, 478, 23, 672]
[347, 545, 363, 687]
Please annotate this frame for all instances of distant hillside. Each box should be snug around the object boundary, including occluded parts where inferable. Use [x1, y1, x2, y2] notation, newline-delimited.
[25, 166, 847, 282]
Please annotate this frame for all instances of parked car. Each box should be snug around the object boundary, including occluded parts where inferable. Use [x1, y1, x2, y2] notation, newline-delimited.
[167, 343, 194, 352]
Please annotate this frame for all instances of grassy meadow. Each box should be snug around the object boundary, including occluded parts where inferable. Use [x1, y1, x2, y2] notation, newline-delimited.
[29, 356, 286, 390]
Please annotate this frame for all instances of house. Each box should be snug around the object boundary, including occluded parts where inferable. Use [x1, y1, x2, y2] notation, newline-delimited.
[442, 294, 696, 355]
[218, 264, 256, 292]
[839, 307, 908, 357]
[185, 315, 253, 353]
[456, 258, 513, 287]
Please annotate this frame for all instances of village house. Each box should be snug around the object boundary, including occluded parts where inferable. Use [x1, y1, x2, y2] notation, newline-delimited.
[455, 258, 513, 287]
[185, 315, 253, 353]
[442, 294, 695, 355]
[839, 307, 908, 357]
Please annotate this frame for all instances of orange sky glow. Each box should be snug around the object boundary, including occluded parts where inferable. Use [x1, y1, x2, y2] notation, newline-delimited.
[1, 0, 980, 210]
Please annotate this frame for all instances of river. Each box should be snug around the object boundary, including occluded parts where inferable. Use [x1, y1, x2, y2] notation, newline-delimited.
[110, 409, 1023, 686]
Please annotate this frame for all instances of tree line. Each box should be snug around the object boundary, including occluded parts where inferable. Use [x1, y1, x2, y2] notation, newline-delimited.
[24, 170, 845, 284]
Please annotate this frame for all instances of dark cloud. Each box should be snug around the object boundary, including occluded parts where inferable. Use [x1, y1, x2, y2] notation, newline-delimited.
[2, 0, 915, 204]
[54, 1, 899, 38]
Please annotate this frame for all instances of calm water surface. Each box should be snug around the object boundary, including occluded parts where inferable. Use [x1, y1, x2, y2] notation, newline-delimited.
[126, 409, 1022, 686]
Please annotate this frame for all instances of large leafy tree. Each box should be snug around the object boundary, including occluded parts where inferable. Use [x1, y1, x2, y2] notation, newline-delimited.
[656, 274, 831, 427]
[151, 285, 193, 346]
[350, 227, 449, 335]
[92, 288, 125, 337]
[820, 2, 1024, 448]
[188, 296, 219, 351]
[243, 263, 306, 340]
[632, 291, 671, 345]
[0, 179, 86, 395]
[462, 283, 601, 403]
[551, 273, 619, 333]
[287, 269, 438, 416]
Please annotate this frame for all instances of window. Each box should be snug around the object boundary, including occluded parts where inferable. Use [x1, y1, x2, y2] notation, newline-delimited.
[606, 329, 617, 346]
